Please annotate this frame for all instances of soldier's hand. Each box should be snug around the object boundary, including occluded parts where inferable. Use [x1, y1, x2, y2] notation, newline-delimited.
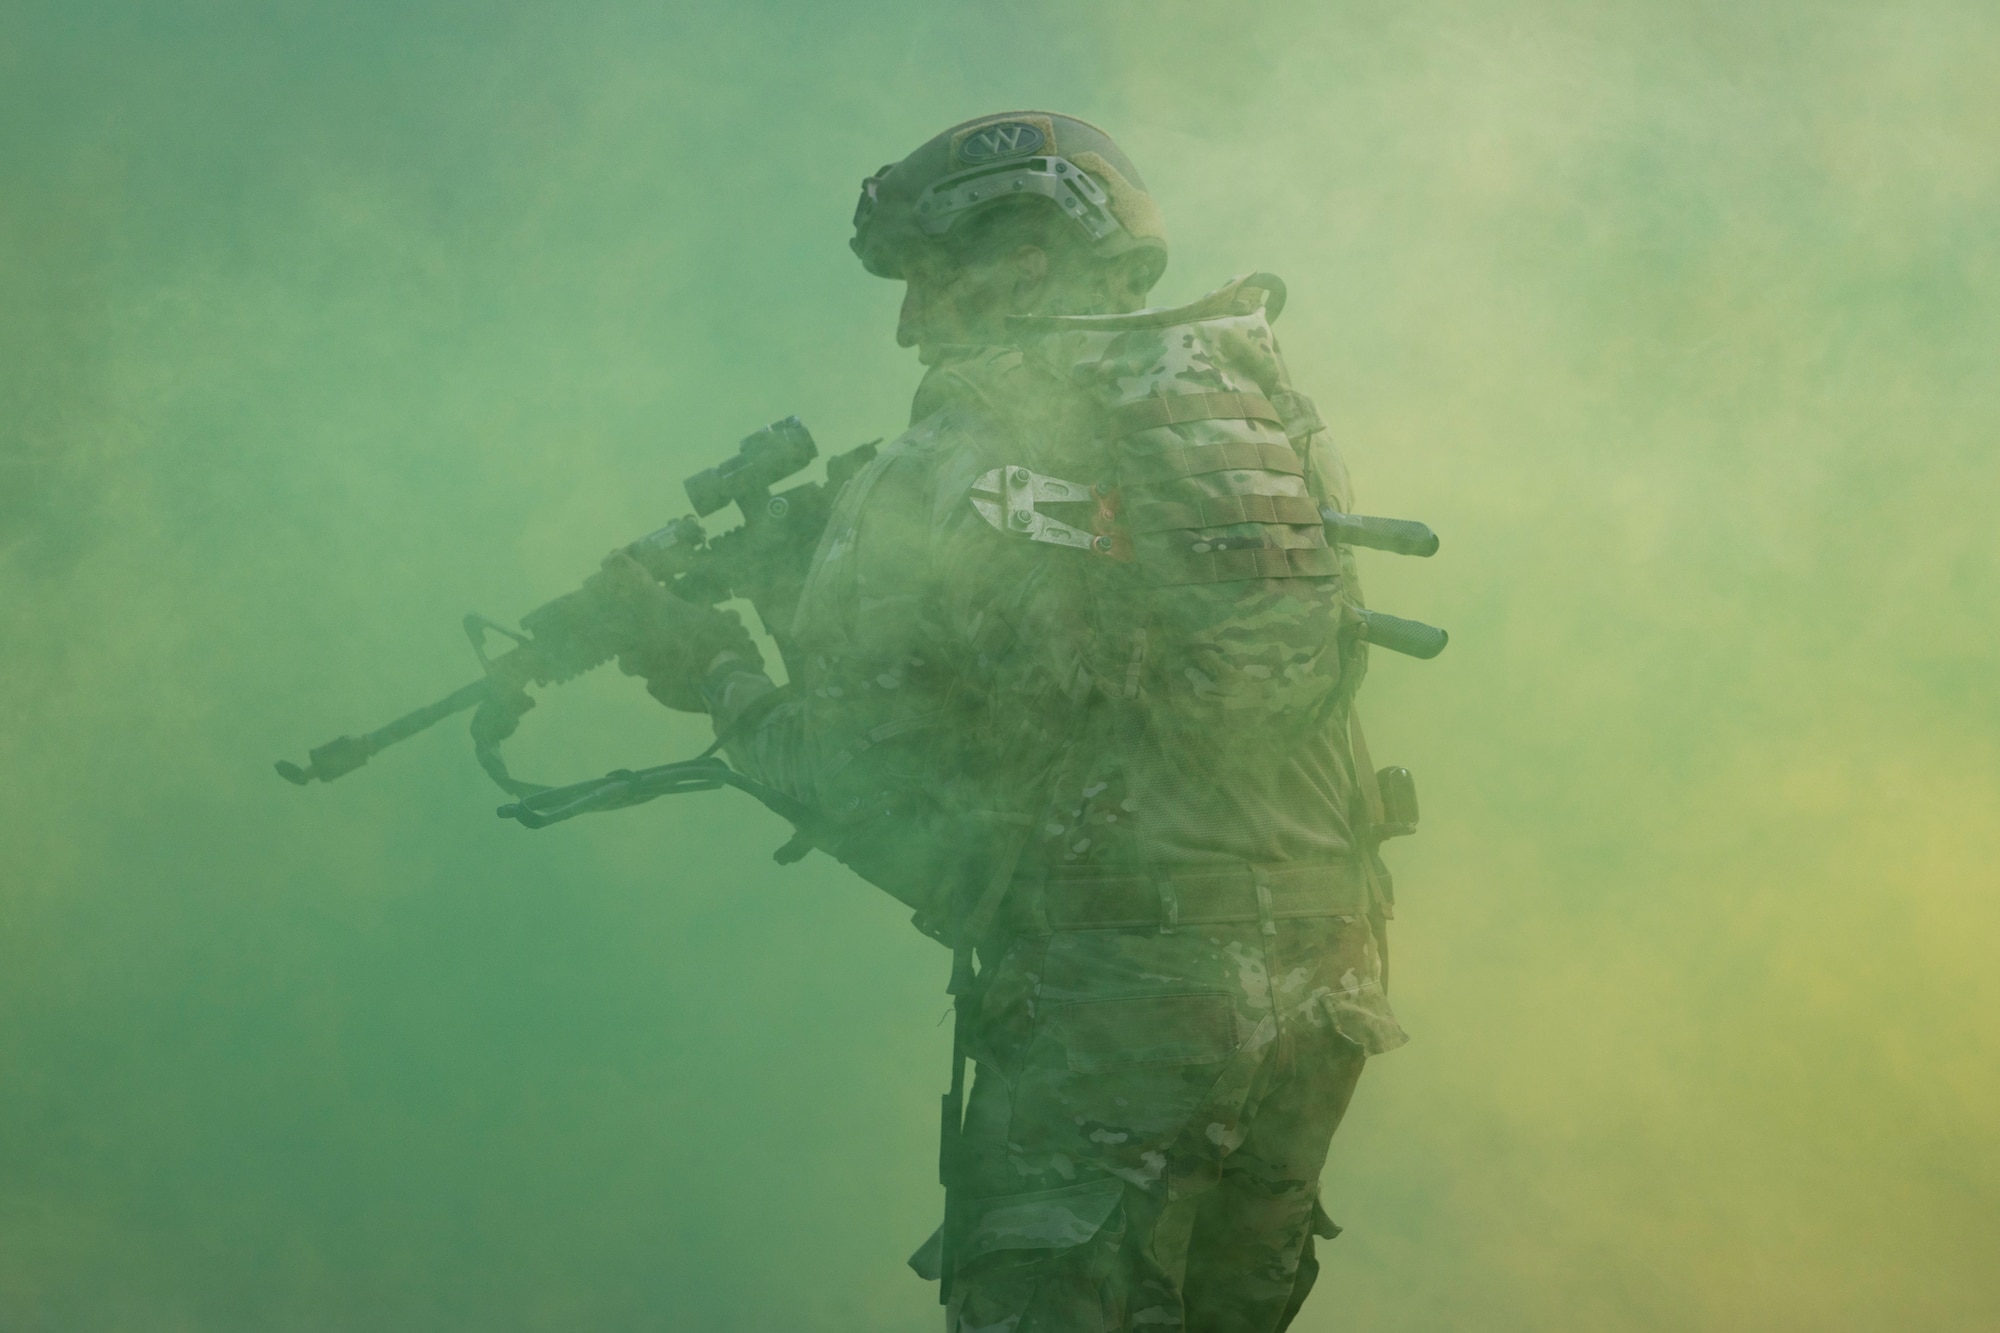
[592, 551, 764, 713]
[585, 548, 666, 615]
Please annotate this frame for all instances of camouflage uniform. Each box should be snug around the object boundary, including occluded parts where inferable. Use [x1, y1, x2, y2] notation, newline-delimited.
[699, 115, 1409, 1333]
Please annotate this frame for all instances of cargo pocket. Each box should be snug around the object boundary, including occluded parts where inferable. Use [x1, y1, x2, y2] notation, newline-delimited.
[1320, 981, 1406, 1055]
[1277, 1200, 1343, 1333]
[1314, 919, 1410, 1055]
[910, 1178, 1128, 1283]
[1061, 992, 1238, 1073]
[909, 1225, 946, 1281]
[963, 1177, 1126, 1269]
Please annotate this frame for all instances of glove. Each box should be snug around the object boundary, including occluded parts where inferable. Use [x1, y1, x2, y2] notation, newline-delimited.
[587, 551, 764, 713]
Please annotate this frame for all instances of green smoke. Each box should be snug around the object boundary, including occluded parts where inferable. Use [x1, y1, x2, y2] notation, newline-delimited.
[3, 2, 1995, 1328]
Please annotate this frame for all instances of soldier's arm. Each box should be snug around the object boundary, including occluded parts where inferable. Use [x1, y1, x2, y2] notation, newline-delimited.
[702, 661, 814, 800]
[699, 411, 1006, 934]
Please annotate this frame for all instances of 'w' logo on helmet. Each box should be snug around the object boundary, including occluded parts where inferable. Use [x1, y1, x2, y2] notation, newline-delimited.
[958, 121, 1046, 164]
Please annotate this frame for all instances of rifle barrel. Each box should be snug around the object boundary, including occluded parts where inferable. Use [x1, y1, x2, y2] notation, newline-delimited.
[275, 677, 492, 786]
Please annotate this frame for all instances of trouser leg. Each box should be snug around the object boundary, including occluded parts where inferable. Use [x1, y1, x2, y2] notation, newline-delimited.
[946, 1042, 1365, 1333]
[1181, 1034, 1366, 1333]
[948, 1061, 1184, 1333]
[939, 915, 1392, 1333]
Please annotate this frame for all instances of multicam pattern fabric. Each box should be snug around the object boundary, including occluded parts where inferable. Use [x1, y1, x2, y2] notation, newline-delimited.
[709, 277, 1406, 1332]
[945, 914, 1381, 1332]
[1009, 277, 1364, 732]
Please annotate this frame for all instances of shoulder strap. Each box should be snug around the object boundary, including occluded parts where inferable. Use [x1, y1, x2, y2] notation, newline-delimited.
[1006, 271, 1286, 336]
[1348, 706, 1386, 832]
[1347, 706, 1396, 918]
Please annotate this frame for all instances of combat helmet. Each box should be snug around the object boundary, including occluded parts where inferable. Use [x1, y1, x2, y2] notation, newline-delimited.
[851, 111, 1168, 283]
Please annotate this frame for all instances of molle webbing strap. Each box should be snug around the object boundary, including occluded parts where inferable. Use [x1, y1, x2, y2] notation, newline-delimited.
[1006, 860, 1370, 933]
[1118, 441, 1305, 486]
[1105, 391, 1283, 437]
[1153, 543, 1342, 586]
[937, 818, 1035, 1305]
[1127, 493, 1325, 534]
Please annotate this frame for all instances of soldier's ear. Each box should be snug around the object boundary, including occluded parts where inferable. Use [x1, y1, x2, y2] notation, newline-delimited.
[1009, 243, 1051, 309]
[1119, 248, 1166, 302]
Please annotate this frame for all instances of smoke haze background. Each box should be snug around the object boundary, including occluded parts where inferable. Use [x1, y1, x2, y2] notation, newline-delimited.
[3, 2, 1996, 1328]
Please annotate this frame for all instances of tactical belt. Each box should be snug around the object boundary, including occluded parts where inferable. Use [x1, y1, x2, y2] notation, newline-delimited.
[1004, 860, 1372, 934]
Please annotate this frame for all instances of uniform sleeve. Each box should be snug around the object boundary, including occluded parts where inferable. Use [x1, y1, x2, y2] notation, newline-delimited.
[704, 397, 1013, 935]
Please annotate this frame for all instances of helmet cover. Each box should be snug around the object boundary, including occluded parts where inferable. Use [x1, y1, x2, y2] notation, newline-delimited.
[852, 111, 1168, 281]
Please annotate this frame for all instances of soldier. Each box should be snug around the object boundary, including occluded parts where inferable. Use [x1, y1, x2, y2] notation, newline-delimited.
[613, 111, 1411, 1333]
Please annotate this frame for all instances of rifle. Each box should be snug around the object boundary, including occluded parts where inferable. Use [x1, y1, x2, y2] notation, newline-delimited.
[275, 417, 878, 798]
